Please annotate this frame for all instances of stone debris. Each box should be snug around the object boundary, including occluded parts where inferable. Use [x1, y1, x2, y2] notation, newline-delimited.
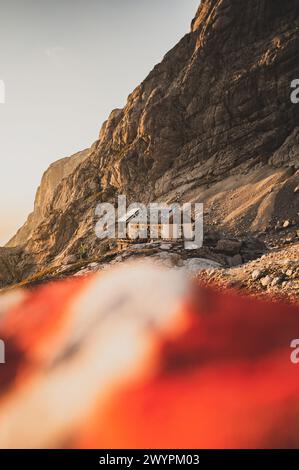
[197, 243, 298, 304]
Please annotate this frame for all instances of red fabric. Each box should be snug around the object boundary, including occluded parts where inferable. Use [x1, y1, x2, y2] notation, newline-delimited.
[0, 270, 298, 449]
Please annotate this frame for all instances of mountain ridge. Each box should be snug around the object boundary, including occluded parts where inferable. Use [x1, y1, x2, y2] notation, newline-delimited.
[1, 0, 299, 286]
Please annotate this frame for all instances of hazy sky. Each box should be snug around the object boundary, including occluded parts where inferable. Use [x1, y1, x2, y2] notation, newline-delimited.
[0, 0, 199, 245]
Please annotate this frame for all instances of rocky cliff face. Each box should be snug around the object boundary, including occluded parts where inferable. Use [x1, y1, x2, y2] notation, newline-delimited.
[2, 0, 299, 284]
[7, 149, 89, 248]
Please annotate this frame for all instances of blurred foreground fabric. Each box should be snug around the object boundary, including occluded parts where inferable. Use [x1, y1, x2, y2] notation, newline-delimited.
[0, 262, 298, 449]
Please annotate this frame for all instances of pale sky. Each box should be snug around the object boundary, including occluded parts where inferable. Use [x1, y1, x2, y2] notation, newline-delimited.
[0, 0, 199, 245]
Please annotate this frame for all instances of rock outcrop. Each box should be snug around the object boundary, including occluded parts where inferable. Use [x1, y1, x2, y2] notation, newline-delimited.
[7, 149, 89, 248]
[0, 247, 33, 287]
[2, 0, 299, 283]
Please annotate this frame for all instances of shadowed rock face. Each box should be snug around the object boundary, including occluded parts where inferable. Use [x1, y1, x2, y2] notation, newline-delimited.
[0, 247, 33, 288]
[2, 0, 299, 281]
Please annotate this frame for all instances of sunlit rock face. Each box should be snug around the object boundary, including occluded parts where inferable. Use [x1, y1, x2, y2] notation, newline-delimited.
[3, 0, 299, 283]
[7, 149, 89, 248]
